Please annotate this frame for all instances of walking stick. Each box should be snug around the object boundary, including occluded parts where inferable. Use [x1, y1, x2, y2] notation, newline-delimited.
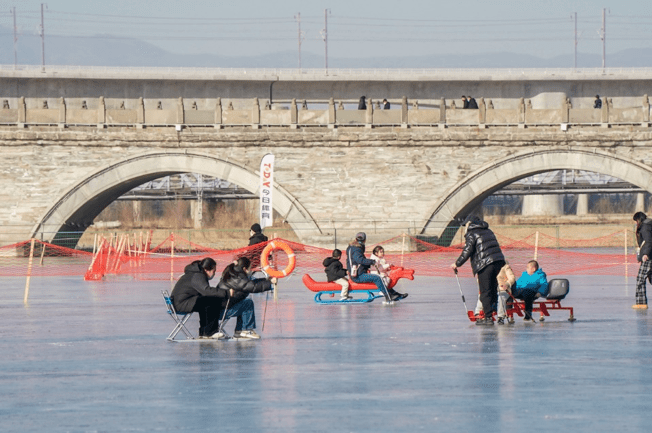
[217, 297, 231, 335]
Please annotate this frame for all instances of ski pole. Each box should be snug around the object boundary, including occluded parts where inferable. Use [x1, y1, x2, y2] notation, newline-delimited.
[218, 297, 231, 335]
[454, 268, 469, 314]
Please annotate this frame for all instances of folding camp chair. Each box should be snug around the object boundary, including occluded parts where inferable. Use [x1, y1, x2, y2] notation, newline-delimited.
[161, 290, 195, 340]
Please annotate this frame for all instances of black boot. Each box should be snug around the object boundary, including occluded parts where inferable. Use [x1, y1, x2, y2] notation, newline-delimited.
[476, 317, 494, 326]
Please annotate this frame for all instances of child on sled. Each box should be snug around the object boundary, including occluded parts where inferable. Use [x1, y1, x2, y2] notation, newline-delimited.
[323, 249, 351, 301]
[370, 245, 408, 300]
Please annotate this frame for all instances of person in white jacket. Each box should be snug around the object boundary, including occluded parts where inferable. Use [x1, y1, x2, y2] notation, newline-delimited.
[369, 245, 408, 300]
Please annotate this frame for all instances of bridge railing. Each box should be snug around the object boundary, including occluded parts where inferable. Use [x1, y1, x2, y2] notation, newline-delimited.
[4, 64, 652, 79]
[0, 94, 650, 129]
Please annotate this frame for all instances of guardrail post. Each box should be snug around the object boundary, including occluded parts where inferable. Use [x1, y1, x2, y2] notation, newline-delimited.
[601, 96, 609, 126]
[58, 97, 66, 129]
[562, 97, 570, 124]
[365, 99, 373, 128]
[97, 96, 106, 128]
[478, 97, 486, 128]
[136, 97, 145, 128]
[438, 98, 446, 129]
[18, 96, 26, 127]
[401, 96, 408, 128]
[214, 98, 222, 129]
[518, 97, 526, 128]
[643, 94, 650, 127]
[252, 97, 260, 129]
[328, 97, 335, 129]
[176, 97, 184, 125]
[290, 98, 298, 129]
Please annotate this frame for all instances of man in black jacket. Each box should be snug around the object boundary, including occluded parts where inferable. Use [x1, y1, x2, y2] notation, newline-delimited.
[633, 212, 652, 309]
[323, 249, 350, 300]
[248, 223, 268, 246]
[218, 256, 275, 339]
[451, 217, 506, 325]
[467, 96, 478, 109]
[171, 258, 229, 338]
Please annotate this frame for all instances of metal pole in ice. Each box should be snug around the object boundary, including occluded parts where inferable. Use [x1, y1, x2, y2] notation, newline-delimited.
[624, 229, 628, 280]
[23, 238, 35, 304]
[170, 233, 175, 284]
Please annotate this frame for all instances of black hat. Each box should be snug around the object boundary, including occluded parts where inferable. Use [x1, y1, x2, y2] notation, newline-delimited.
[251, 223, 262, 233]
[355, 232, 366, 242]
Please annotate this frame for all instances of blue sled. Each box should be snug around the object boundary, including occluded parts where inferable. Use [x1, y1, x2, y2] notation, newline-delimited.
[314, 290, 385, 304]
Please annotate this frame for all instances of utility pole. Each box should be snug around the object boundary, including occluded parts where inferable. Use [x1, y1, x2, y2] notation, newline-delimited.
[40, 3, 45, 71]
[573, 12, 577, 70]
[600, 8, 606, 72]
[294, 13, 302, 70]
[12, 7, 17, 69]
[321, 9, 330, 73]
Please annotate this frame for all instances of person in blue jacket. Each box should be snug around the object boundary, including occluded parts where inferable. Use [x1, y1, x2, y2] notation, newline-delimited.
[346, 232, 406, 302]
[512, 260, 548, 321]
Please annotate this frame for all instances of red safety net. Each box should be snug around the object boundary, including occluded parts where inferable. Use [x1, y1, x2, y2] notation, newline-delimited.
[0, 230, 640, 281]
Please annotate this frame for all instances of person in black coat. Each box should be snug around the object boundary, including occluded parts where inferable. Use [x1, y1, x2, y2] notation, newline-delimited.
[217, 256, 276, 339]
[594, 95, 602, 109]
[633, 212, 652, 309]
[358, 96, 367, 110]
[451, 217, 506, 325]
[243, 223, 269, 269]
[467, 96, 478, 109]
[382, 99, 390, 109]
[461, 96, 469, 109]
[323, 248, 350, 300]
[170, 257, 229, 338]
[248, 223, 268, 246]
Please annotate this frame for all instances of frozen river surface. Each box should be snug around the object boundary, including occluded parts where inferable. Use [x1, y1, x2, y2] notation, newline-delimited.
[1, 273, 651, 432]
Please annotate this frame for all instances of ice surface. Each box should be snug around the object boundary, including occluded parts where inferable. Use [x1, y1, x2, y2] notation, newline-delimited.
[1, 273, 651, 432]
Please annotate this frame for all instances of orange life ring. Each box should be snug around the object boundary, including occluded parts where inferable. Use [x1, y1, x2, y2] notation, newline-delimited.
[261, 240, 296, 278]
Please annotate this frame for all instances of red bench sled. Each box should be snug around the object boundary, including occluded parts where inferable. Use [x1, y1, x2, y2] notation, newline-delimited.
[303, 267, 415, 304]
[468, 278, 576, 323]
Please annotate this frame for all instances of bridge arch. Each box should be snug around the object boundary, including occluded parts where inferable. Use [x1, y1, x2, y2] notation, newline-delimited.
[34, 151, 321, 244]
[423, 148, 652, 235]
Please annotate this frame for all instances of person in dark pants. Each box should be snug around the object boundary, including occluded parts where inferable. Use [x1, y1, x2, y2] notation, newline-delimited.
[217, 256, 276, 339]
[170, 257, 229, 339]
[512, 260, 548, 321]
[633, 211, 652, 309]
[451, 217, 506, 325]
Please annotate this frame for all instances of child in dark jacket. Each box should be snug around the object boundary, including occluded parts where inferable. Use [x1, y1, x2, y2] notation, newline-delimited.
[323, 249, 350, 300]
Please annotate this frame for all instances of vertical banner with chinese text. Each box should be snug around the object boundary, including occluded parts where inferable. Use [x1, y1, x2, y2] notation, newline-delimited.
[259, 153, 274, 229]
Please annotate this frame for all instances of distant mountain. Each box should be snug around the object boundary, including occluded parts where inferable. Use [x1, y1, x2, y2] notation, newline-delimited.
[1, 27, 650, 69]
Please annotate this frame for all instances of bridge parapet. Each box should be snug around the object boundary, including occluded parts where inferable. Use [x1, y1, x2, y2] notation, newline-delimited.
[1, 94, 650, 130]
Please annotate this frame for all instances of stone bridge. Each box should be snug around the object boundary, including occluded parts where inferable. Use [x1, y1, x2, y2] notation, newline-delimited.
[2, 125, 652, 248]
[2, 67, 652, 247]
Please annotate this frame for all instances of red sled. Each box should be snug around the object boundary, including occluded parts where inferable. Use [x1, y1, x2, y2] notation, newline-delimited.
[467, 279, 575, 323]
[302, 267, 415, 304]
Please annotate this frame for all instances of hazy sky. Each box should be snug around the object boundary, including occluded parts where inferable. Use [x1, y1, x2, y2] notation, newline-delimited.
[1, 0, 651, 61]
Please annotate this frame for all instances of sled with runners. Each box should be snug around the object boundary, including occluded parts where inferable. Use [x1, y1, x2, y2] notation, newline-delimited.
[302, 266, 415, 304]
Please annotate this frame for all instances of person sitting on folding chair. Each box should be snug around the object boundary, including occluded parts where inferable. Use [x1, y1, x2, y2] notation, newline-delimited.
[171, 257, 229, 339]
[217, 257, 276, 340]
[512, 260, 549, 322]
